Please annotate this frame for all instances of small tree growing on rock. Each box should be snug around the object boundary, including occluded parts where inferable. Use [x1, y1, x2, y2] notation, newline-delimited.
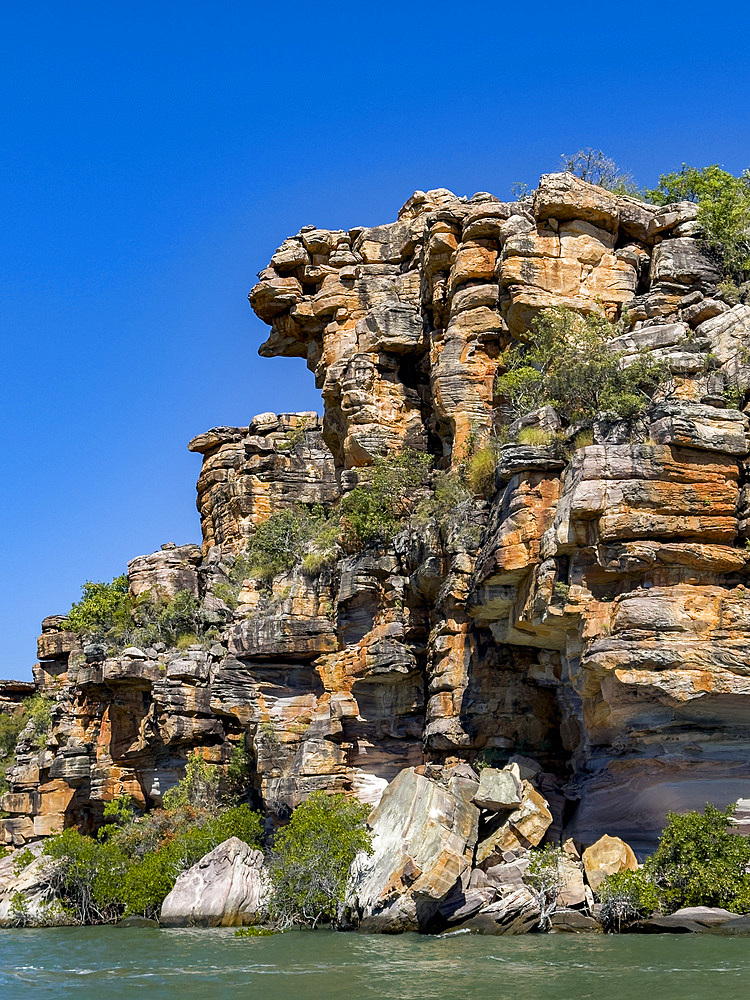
[560, 148, 639, 196]
[523, 844, 568, 930]
[598, 868, 659, 931]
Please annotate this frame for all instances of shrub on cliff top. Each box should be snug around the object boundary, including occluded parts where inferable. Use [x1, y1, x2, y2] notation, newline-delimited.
[268, 791, 371, 928]
[64, 574, 209, 651]
[560, 148, 640, 196]
[647, 164, 750, 280]
[63, 575, 132, 641]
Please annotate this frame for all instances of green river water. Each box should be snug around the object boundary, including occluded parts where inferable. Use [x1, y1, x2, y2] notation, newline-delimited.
[1, 927, 748, 1000]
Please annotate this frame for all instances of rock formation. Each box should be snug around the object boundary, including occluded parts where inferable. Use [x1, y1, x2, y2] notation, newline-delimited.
[2, 171, 750, 873]
[160, 837, 267, 927]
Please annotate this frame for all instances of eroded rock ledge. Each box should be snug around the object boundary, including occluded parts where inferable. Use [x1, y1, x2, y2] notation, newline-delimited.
[2, 172, 750, 862]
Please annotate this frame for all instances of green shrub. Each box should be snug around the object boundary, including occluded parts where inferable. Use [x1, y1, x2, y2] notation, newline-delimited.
[162, 751, 221, 812]
[413, 469, 473, 528]
[340, 450, 432, 551]
[10, 890, 31, 927]
[0, 705, 31, 803]
[516, 426, 552, 447]
[225, 743, 253, 802]
[26, 695, 53, 749]
[44, 828, 129, 923]
[647, 164, 750, 280]
[241, 505, 339, 582]
[12, 847, 35, 875]
[268, 791, 371, 928]
[495, 307, 667, 428]
[244, 509, 312, 581]
[599, 868, 660, 931]
[523, 844, 568, 929]
[235, 925, 277, 936]
[63, 575, 132, 641]
[63, 573, 208, 652]
[645, 802, 750, 913]
[466, 445, 498, 499]
[572, 429, 594, 450]
[132, 589, 204, 647]
[45, 798, 264, 922]
[117, 803, 263, 917]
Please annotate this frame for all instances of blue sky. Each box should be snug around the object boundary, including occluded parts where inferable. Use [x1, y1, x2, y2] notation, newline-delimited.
[2, 1, 749, 680]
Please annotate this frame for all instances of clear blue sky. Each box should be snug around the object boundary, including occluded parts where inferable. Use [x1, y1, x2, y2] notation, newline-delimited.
[2, 1, 749, 680]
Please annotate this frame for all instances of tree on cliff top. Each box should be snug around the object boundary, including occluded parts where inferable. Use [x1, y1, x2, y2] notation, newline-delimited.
[647, 164, 750, 280]
[560, 148, 640, 196]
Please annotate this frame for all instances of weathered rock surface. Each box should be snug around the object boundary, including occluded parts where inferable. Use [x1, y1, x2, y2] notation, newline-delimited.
[549, 909, 602, 933]
[4, 170, 750, 869]
[347, 765, 479, 932]
[582, 835, 638, 892]
[160, 837, 267, 927]
[0, 844, 68, 927]
[473, 765, 522, 811]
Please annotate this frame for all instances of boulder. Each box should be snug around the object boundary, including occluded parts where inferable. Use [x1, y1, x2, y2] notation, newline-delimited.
[707, 915, 750, 936]
[160, 838, 268, 927]
[582, 835, 638, 892]
[670, 906, 741, 926]
[473, 765, 523, 811]
[0, 844, 70, 927]
[347, 765, 479, 932]
[550, 909, 602, 933]
[460, 884, 540, 934]
[557, 841, 586, 908]
[476, 781, 552, 863]
[631, 914, 705, 933]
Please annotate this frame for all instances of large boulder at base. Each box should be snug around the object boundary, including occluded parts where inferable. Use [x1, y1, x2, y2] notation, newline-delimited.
[347, 765, 479, 932]
[707, 915, 750, 936]
[160, 837, 268, 927]
[476, 781, 552, 863]
[0, 844, 70, 927]
[472, 765, 523, 811]
[670, 906, 741, 926]
[582, 835, 638, 892]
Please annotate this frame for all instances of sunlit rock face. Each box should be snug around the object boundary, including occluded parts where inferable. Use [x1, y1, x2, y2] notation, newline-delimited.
[4, 172, 750, 852]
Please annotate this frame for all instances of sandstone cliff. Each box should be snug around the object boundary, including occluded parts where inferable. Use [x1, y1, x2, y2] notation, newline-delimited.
[3, 172, 749, 855]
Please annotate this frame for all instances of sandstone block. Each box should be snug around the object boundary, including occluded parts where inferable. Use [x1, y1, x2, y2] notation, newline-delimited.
[473, 765, 523, 811]
[348, 766, 479, 932]
[160, 838, 268, 927]
[582, 834, 637, 892]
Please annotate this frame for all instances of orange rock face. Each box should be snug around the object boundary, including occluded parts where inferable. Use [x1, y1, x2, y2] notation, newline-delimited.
[4, 172, 750, 855]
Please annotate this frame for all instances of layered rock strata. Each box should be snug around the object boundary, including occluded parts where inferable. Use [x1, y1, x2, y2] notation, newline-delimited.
[3, 172, 750, 866]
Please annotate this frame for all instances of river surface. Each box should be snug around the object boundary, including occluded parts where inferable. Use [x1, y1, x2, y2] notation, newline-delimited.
[1, 927, 749, 1000]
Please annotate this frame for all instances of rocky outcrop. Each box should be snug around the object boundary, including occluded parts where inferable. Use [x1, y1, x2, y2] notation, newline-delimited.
[348, 764, 480, 932]
[160, 837, 268, 927]
[3, 170, 750, 867]
[0, 843, 68, 927]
